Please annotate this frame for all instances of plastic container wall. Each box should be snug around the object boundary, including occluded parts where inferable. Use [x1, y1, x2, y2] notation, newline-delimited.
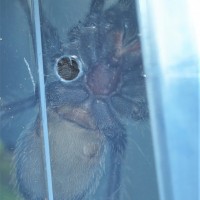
[137, 1, 199, 200]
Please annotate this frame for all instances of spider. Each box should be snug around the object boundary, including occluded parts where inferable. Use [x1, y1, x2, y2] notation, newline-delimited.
[1, 0, 148, 199]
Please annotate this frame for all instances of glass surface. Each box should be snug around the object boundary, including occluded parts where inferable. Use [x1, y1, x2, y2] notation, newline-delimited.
[137, 1, 199, 200]
[0, 0, 47, 199]
[0, 0, 158, 200]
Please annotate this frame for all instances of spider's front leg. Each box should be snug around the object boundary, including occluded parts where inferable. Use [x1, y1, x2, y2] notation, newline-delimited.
[92, 99, 127, 200]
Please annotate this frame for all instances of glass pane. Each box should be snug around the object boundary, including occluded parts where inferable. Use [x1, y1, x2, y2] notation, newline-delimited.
[137, 0, 199, 200]
[39, 0, 158, 199]
[0, 0, 48, 199]
[0, 0, 159, 200]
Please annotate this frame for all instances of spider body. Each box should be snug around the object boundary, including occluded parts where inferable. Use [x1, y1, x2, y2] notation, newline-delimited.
[12, 0, 149, 199]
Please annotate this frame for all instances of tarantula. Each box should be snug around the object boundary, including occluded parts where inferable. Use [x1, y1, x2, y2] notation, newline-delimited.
[1, 0, 148, 199]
